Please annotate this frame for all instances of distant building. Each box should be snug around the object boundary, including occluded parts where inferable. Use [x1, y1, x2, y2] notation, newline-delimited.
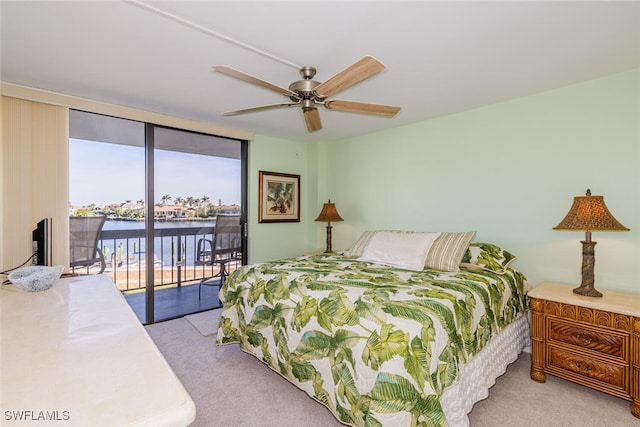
[154, 205, 190, 219]
[217, 204, 241, 215]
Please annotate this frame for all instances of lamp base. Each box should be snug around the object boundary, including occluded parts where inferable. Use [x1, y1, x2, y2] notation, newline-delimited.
[573, 238, 602, 297]
[572, 285, 603, 298]
[324, 223, 333, 253]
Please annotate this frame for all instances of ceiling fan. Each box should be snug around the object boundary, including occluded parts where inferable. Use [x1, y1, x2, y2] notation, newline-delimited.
[212, 56, 401, 132]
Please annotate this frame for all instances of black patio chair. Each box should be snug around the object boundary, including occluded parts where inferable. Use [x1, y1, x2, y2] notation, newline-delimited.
[69, 215, 107, 274]
[198, 215, 242, 299]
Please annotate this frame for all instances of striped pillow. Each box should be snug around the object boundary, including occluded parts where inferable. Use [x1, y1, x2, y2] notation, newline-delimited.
[425, 231, 476, 273]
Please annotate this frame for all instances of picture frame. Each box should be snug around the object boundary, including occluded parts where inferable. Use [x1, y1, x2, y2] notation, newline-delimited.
[258, 171, 301, 223]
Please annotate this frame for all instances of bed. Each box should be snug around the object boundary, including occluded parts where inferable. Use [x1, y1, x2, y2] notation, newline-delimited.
[216, 232, 531, 427]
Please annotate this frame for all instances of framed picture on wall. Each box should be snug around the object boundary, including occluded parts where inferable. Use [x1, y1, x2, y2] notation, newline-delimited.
[258, 171, 301, 223]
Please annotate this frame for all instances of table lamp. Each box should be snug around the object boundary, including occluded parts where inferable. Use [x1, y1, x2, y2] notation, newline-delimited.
[315, 200, 343, 253]
[553, 189, 629, 297]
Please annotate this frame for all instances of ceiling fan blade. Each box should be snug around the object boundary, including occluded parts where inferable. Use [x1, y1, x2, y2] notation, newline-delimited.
[213, 66, 298, 98]
[314, 56, 386, 98]
[223, 103, 299, 116]
[303, 108, 322, 132]
[326, 100, 401, 117]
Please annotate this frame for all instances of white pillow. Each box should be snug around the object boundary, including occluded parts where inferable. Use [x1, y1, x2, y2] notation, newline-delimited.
[344, 230, 377, 257]
[344, 229, 414, 257]
[359, 231, 441, 271]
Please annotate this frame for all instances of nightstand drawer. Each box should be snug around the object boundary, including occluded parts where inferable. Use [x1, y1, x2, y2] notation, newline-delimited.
[546, 345, 629, 396]
[529, 282, 640, 418]
[547, 318, 626, 359]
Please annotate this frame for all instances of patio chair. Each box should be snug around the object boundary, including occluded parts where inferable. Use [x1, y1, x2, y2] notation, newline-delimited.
[198, 215, 242, 300]
[69, 215, 107, 274]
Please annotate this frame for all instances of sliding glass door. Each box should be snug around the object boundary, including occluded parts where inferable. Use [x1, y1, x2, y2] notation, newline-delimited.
[69, 110, 247, 324]
[150, 126, 245, 322]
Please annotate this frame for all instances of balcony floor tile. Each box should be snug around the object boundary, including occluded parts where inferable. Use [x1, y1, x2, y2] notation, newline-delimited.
[124, 282, 222, 324]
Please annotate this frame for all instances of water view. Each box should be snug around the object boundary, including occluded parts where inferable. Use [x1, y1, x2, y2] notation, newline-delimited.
[69, 140, 242, 292]
[101, 219, 217, 269]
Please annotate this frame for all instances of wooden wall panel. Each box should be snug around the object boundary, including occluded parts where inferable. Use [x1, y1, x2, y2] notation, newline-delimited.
[1, 96, 69, 271]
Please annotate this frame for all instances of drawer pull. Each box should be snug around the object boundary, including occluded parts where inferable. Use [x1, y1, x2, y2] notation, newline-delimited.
[576, 334, 593, 345]
[574, 362, 593, 374]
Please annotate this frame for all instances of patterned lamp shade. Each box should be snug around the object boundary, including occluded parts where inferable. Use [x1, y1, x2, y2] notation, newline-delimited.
[554, 189, 629, 231]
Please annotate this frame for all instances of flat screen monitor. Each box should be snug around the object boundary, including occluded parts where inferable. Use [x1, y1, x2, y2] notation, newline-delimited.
[32, 218, 52, 266]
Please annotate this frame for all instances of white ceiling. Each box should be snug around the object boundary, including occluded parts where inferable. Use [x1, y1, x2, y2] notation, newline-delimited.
[2, 1, 639, 143]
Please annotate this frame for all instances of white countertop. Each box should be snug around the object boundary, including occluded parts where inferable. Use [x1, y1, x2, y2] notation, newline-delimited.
[1, 274, 195, 426]
[528, 281, 640, 317]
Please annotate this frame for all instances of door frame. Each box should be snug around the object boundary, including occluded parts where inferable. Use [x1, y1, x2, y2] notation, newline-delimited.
[144, 123, 248, 324]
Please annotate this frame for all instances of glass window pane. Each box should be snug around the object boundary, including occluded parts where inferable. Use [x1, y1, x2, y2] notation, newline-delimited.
[69, 111, 243, 324]
[153, 127, 241, 322]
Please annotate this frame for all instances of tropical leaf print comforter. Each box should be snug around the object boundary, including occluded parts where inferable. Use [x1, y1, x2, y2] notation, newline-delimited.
[216, 254, 529, 427]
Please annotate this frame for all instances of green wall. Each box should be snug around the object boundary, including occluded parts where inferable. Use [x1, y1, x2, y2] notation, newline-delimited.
[248, 134, 316, 263]
[250, 69, 639, 294]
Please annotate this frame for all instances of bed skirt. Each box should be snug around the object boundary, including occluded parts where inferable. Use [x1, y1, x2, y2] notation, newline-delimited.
[440, 313, 531, 427]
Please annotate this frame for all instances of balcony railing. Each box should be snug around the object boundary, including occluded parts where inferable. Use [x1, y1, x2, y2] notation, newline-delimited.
[76, 225, 234, 292]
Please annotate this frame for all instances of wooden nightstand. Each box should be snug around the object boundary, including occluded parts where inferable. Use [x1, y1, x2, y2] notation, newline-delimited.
[529, 282, 640, 419]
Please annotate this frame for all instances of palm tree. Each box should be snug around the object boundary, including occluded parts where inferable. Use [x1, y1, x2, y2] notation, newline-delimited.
[174, 196, 184, 207]
[201, 195, 212, 217]
[161, 194, 171, 206]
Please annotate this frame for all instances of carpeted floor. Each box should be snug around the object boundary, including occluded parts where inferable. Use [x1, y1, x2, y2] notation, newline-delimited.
[146, 315, 638, 427]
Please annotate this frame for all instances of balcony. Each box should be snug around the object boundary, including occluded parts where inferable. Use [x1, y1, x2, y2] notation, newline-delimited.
[73, 223, 239, 323]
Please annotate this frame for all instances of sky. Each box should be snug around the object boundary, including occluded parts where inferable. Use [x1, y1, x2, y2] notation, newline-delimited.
[69, 139, 241, 207]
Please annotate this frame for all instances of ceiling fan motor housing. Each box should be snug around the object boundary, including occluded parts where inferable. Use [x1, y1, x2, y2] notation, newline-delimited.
[289, 67, 322, 108]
